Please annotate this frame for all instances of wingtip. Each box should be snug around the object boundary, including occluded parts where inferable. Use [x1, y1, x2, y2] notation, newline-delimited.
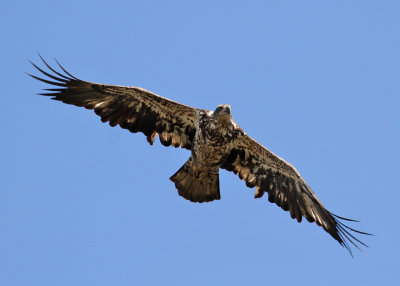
[332, 213, 372, 257]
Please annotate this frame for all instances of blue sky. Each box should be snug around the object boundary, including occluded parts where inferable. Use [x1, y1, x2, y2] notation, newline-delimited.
[1, 0, 399, 285]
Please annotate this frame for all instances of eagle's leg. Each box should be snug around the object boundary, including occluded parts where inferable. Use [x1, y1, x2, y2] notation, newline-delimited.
[170, 158, 221, 203]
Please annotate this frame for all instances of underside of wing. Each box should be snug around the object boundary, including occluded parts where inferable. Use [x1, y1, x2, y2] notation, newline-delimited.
[221, 130, 371, 255]
[28, 56, 201, 149]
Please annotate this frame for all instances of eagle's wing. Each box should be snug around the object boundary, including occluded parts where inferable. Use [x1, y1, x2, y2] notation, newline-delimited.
[221, 128, 370, 255]
[28, 57, 200, 149]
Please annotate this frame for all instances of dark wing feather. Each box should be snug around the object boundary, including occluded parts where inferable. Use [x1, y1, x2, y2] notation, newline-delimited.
[28, 57, 200, 149]
[221, 128, 371, 255]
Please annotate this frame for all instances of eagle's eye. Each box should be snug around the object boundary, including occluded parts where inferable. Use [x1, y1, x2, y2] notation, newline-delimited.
[216, 106, 223, 112]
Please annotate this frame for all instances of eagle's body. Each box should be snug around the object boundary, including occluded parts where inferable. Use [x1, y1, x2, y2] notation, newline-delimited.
[28, 56, 370, 255]
[193, 106, 237, 166]
[172, 105, 238, 202]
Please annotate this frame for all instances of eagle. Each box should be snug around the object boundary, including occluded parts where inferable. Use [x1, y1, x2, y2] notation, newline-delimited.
[28, 56, 370, 255]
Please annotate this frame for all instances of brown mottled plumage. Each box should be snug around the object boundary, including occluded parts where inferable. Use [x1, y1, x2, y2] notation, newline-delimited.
[28, 56, 371, 255]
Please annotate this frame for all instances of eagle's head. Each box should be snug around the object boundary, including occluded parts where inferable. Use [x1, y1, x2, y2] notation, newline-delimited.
[213, 104, 232, 120]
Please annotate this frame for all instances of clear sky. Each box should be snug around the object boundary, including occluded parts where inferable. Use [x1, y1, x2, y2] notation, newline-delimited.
[1, 0, 399, 285]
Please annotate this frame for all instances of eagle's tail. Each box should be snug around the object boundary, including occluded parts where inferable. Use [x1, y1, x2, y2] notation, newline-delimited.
[170, 159, 221, 203]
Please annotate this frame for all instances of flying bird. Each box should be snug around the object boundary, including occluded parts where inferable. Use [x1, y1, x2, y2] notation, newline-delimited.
[28, 56, 370, 255]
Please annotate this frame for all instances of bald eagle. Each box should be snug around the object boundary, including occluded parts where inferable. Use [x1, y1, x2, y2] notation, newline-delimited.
[28, 56, 370, 255]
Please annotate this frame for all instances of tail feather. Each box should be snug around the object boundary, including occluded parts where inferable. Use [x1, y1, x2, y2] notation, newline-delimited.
[170, 159, 220, 203]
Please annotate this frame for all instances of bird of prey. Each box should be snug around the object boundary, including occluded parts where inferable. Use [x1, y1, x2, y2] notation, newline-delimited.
[28, 56, 370, 255]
